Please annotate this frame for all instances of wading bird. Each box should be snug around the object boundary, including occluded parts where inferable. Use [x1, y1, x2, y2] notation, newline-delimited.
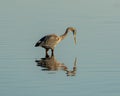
[35, 27, 76, 55]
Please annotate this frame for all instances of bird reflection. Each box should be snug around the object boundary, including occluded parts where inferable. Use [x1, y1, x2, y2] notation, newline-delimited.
[35, 54, 77, 76]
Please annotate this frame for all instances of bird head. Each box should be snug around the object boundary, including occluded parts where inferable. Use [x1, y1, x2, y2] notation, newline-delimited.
[67, 27, 77, 45]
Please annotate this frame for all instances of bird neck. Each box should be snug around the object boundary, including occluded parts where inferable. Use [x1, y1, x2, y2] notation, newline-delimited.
[60, 29, 69, 40]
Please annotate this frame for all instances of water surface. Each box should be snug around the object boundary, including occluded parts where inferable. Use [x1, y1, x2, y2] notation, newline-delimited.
[0, 0, 120, 96]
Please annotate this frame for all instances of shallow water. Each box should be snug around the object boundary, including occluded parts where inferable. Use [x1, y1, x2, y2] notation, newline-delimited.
[0, 0, 120, 96]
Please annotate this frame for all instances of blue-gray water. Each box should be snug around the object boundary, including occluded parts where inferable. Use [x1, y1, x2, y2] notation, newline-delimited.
[0, 0, 120, 96]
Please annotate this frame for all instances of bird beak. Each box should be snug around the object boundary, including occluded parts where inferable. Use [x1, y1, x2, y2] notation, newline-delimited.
[74, 57, 77, 66]
[74, 35, 76, 45]
[73, 31, 76, 45]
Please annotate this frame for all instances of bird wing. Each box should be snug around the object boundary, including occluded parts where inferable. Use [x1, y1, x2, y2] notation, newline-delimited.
[44, 34, 59, 44]
[35, 34, 60, 48]
[43, 34, 60, 48]
[39, 35, 47, 41]
[35, 35, 48, 47]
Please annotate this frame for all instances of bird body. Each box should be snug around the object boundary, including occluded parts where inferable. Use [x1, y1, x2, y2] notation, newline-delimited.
[35, 27, 76, 55]
[35, 34, 61, 49]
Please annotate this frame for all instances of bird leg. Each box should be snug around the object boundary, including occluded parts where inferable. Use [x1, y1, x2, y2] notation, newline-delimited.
[51, 49, 54, 56]
[45, 49, 49, 57]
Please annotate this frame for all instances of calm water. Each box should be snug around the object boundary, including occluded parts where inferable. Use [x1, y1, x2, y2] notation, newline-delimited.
[0, 0, 120, 96]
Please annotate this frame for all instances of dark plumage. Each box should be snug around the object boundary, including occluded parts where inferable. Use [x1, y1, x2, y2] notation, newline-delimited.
[35, 36, 46, 47]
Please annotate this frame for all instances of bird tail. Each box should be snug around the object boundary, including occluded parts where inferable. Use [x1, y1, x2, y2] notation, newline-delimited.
[35, 41, 41, 47]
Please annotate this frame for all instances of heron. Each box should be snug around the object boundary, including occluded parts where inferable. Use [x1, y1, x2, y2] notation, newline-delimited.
[35, 27, 77, 55]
